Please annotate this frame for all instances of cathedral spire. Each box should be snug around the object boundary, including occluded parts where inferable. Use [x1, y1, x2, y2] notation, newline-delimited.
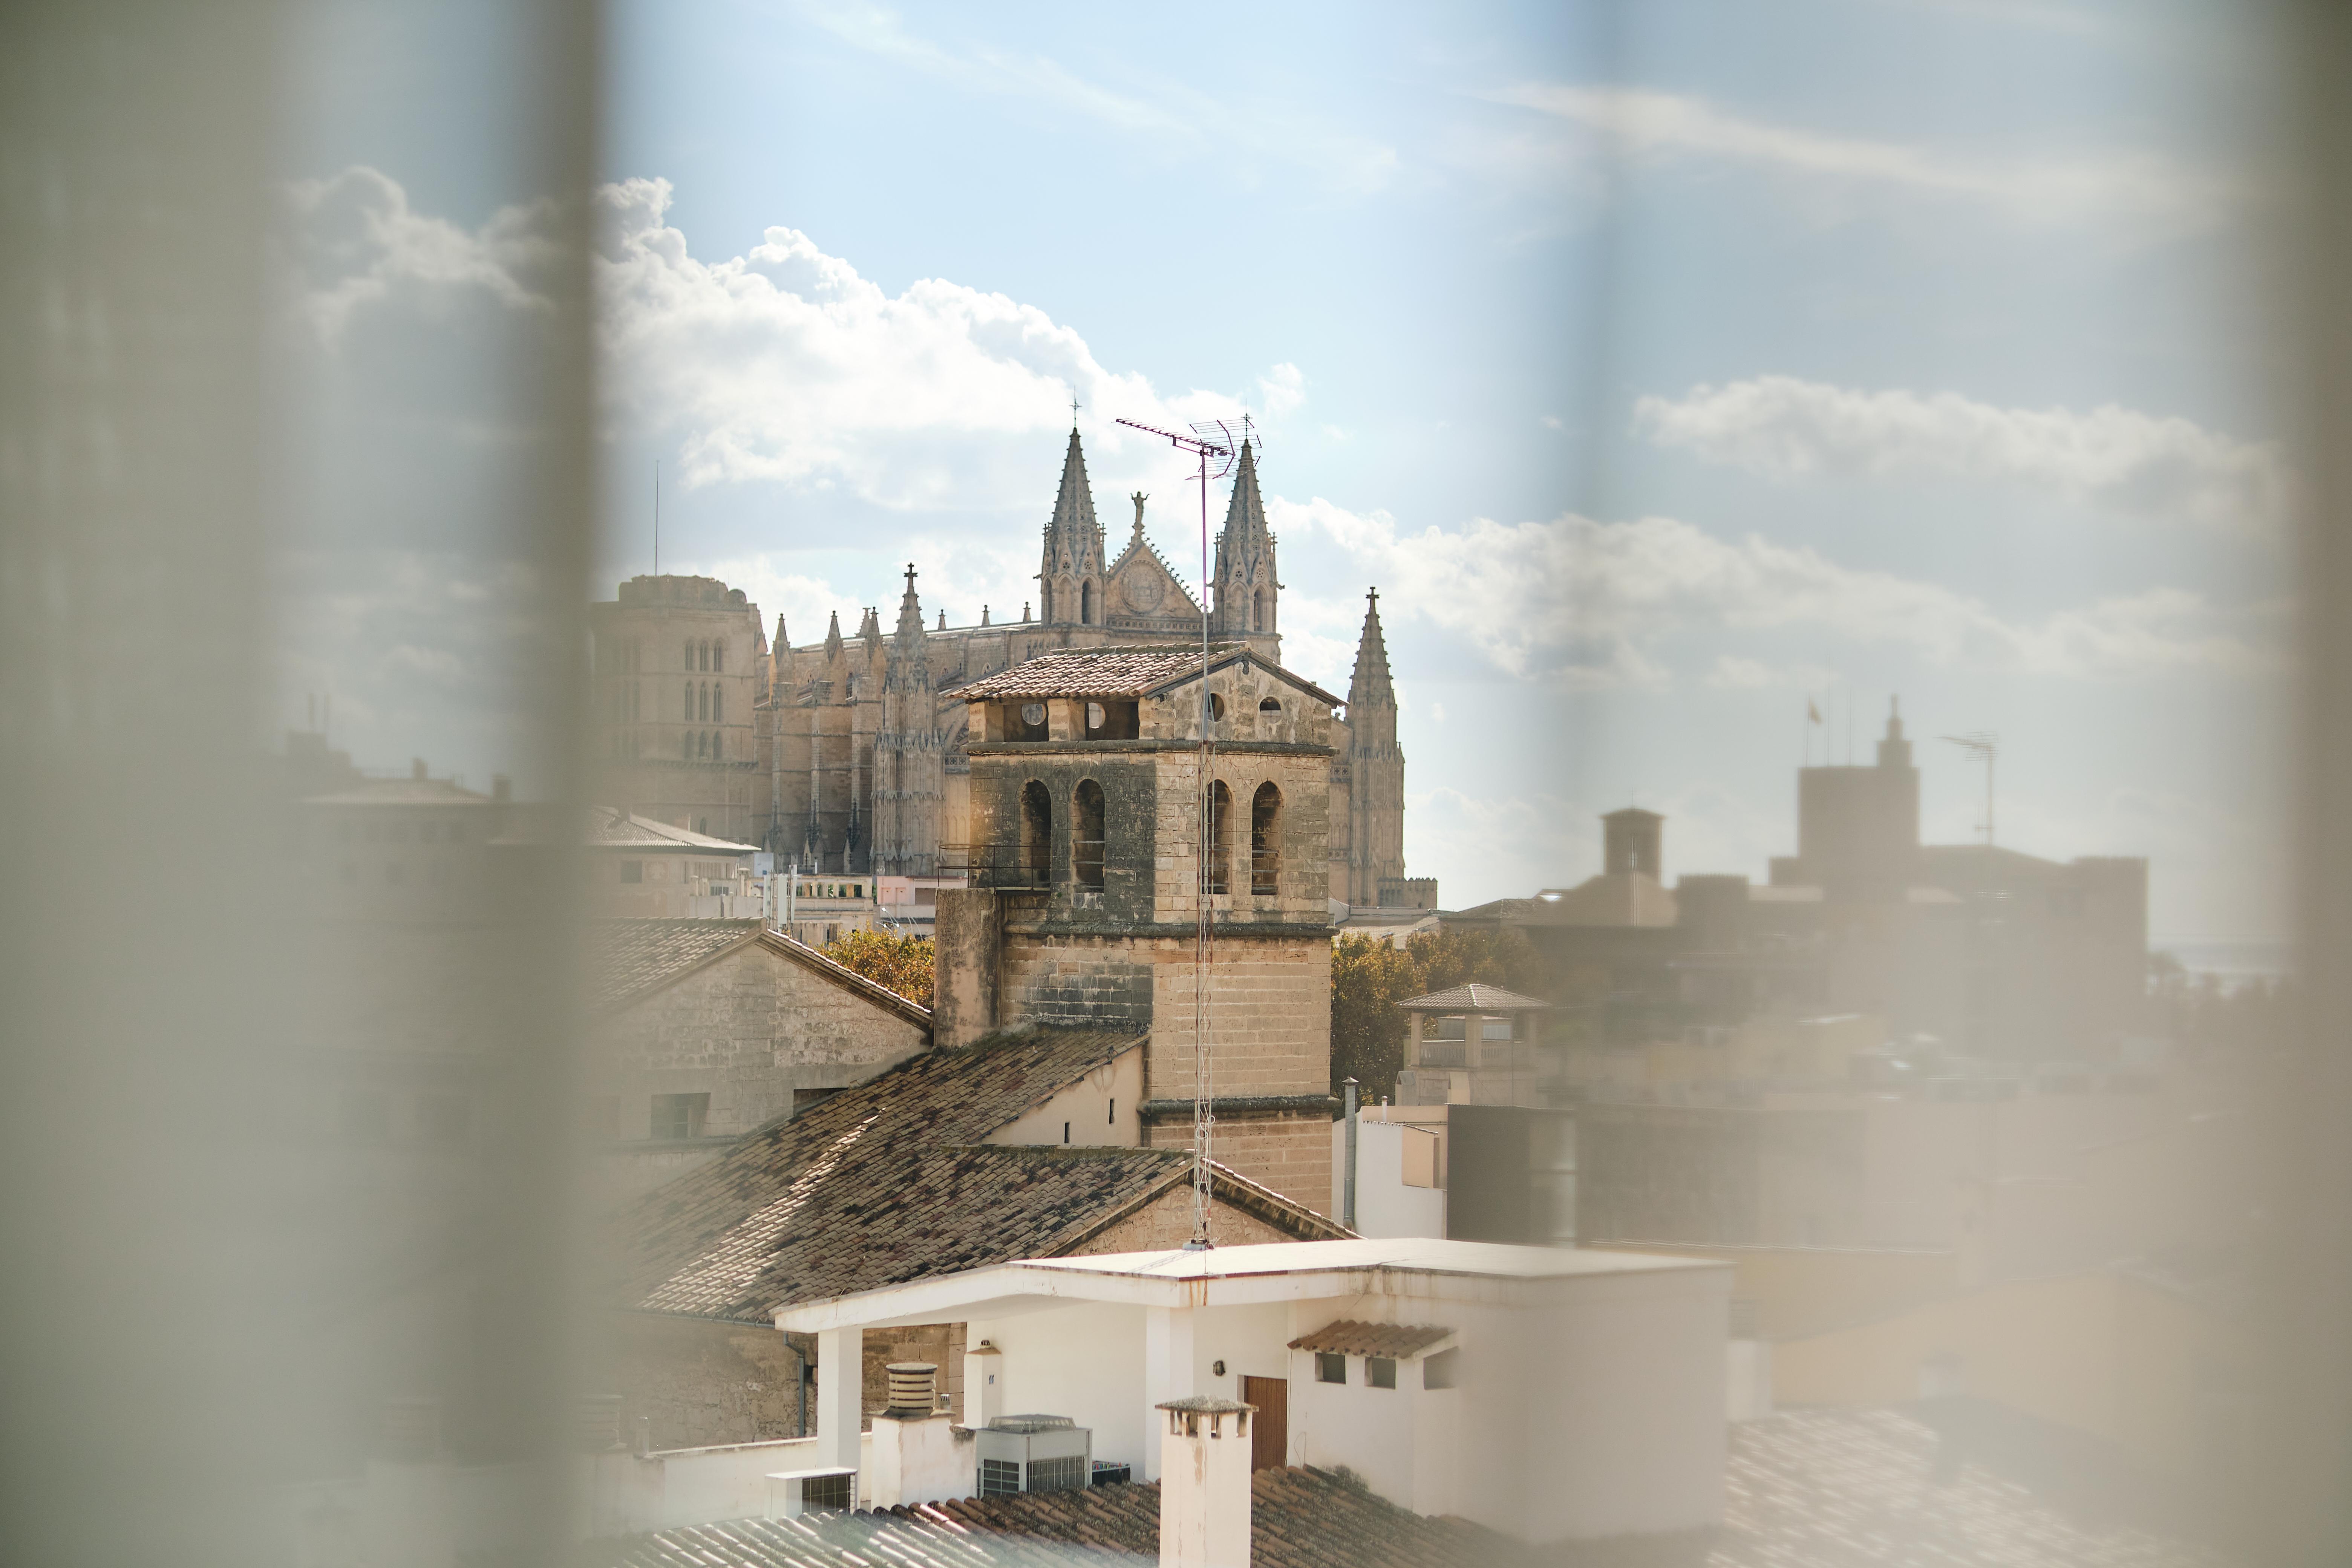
[894, 563, 927, 644]
[1347, 587, 1395, 711]
[775, 612, 788, 651]
[823, 609, 843, 660]
[1211, 438, 1279, 640]
[1039, 427, 1105, 624]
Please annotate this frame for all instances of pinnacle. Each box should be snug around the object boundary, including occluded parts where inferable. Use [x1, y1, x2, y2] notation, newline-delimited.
[1347, 585, 1394, 709]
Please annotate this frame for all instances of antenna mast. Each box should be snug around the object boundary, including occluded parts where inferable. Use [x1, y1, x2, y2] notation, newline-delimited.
[653, 458, 660, 577]
[1116, 414, 1248, 1250]
[1940, 732, 2000, 845]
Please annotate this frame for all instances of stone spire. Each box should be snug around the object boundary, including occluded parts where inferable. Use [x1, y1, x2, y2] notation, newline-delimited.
[823, 609, 843, 661]
[775, 612, 789, 651]
[1346, 587, 1395, 711]
[1343, 586, 1404, 908]
[877, 564, 942, 875]
[1211, 439, 1278, 643]
[1038, 427, 1106, 625]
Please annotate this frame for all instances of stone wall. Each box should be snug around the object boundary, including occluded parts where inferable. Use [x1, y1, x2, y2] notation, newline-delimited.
[1074, 1185, 1313, 1253]
[1000, 931, 1155, 1033]
[1145, 1114, 1336, 1223]
[592, 939, 928, 1142]
[604, 1312, 808, 1451]
[859, 1321, 967, 1424]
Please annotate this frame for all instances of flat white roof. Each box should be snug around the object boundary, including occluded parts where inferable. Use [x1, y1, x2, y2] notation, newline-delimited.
[774, 1239, 1729, 1334]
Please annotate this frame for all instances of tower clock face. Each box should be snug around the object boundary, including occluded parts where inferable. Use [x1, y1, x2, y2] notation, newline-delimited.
[1124, 571, 1165, 613]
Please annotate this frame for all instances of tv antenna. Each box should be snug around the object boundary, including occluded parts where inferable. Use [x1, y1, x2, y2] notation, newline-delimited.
[1114, 415, 1259, 1249]
[1940, 732, 1999, 846]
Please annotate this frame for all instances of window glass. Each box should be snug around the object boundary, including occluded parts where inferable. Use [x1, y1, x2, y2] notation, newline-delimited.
[1316, 1352, 1347, 1385]
[1367, 1357, 1397, 1390]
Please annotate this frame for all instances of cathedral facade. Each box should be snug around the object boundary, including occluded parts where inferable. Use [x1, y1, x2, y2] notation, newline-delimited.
[585, 427, 1419, 908]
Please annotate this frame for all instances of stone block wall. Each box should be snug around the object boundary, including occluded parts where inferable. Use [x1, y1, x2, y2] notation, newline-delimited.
[1000, 931, 1154, 1032]
[593, 941, 929, 1141]
[1073, 1184, 1315, 1252]
[1145, 1114, 1335, 1223]
[860, 1321, 967, 1425]
[1146, 937, 1331, 1099]
[605, 1312, 808, 1450]
[1145, 748, 1331, 927]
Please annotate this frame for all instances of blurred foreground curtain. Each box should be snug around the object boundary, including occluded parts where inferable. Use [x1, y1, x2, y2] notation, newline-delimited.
[0, 3, 598, 1565]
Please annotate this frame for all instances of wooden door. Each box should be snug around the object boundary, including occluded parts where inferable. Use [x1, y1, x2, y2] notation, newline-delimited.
[1241, 1375, 1287, 1471]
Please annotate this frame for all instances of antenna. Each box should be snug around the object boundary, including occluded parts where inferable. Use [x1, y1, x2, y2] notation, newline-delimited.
[1115, 415, 1240, 1250]
[653, 458, 660, 578]
[1940, 732, 1999, 845]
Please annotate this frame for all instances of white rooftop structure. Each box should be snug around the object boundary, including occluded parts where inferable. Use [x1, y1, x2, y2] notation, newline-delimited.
[776, 1239, 1733, 1551]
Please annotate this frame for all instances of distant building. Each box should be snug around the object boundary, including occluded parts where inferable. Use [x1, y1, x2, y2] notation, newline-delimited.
[585, 429, 1424, 909]
[933, 644, 1346, 1215]
[589, 806, 761, 917]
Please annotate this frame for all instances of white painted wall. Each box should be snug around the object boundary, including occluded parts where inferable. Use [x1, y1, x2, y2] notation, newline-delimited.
[1291, 1344, 1423, 1504]
[867, 1413, 975, 1507]
[1335, 1119, 1447, 1238]
[965, 1303, 1150, 1473]
[987, 1046, 1143, 1147]
[581, 1435, 852, 1536]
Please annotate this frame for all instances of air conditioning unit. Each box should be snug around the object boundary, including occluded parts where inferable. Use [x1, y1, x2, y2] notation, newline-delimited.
[975, 1415, 1092, 1496]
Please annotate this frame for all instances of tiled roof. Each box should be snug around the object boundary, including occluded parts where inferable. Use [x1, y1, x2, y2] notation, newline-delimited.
[608, 1029, 1344, 1323]
[589, 805, 760, 851]
[1286, 1320, 1454, 1358]
[579, 1468, 1522, 1568]
[586, 920, 761, 1010]
[585, 922, 933, 1029]
[955, 647, 1227, 699]
[1397, 982, 1551, 1012]
[953, 647, 1342, 709]
[582, 1410, 2223, 1568]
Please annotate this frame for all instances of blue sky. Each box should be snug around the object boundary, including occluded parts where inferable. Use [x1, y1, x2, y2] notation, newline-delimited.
[277, 0, 2293, 940]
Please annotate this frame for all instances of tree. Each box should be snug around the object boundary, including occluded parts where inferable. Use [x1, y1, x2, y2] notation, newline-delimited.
[1329, 927, 1550, 1103]
[824, 928, 934, 1006]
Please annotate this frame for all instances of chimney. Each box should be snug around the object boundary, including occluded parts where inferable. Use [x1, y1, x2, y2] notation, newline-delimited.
[1157, 1398, 1253, 1568]
[411, 756, 428, 781]
[931, 887, 1001, 1047]
[869, 1362, 967, 1509]
[963, 1339, 1004, 1428]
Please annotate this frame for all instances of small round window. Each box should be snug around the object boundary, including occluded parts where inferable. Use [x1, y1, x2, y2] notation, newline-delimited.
[1208, 693, 1226, 720]
[1259, 698, 1281, 713]
[1020, 702, 1046, 727]
[1086, 702, 1106, 730]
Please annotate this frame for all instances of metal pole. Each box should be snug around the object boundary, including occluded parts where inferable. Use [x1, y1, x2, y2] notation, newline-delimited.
[1343, 1077, 1360, 1232]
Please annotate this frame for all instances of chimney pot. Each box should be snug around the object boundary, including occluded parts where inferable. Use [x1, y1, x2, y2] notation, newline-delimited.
[885, 1361, 938, 1416]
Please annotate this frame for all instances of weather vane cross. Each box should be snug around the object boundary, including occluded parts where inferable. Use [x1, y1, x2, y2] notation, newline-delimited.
[1070, 393, 1082, 424]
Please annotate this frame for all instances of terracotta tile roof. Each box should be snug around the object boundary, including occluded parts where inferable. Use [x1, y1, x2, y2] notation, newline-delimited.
[954, 647, 1224, 699]
[1396, 982, 1551, 1012]
[1286, 1320, 1455, 1358]
[582, 1410, 2224, 1568]
[607, 1028, 1344, 1323]
[579, 1468, 1523, 1568]
[953, 646, 1341, 709]
[585, 919, 761, 1010]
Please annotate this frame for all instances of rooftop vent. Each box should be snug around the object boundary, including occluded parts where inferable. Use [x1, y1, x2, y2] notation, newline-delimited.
[885, 1361, 939, 1416]
[977, 1414, 1091, 1495]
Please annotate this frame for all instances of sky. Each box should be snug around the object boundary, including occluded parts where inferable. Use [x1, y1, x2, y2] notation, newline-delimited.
[272, 0, 2295, 943]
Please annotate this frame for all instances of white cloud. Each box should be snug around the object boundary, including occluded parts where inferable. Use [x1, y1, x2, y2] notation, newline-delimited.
[1274, 496, 2272, 685]
[282, 169, 1310, 519]
[1486, 83, 2242, 233]
[1635, 375, 2289, 531]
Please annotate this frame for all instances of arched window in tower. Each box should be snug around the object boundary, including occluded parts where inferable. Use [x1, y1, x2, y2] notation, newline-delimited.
[681, 730, 693, 760]
[684, 642, 694, 670]
[713, 642, 724, 673]
[1040, 583, 1053, 622]
[1020, 780, 1052, 887]
[1207, 780, 1232, 895]
[1073, 779, 1106, 889]
[695, 683, 706, 721]
[713, 686, 723, 724]
[699, 641, 710, 672]
[1080, 582, 1093, 625]
[1251, 782, 1281, 896]
[1251, 590, 1263, 632]
[682, 681, 692, 721]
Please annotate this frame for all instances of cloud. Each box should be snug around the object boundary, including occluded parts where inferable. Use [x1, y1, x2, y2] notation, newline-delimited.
[797, 1, 1399, 194]
[1486, 83, 2241, 233]
[1635, 375, 2289, 531]
[1273, 497, 2272, 685]
[281, 169, 1309, 519]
